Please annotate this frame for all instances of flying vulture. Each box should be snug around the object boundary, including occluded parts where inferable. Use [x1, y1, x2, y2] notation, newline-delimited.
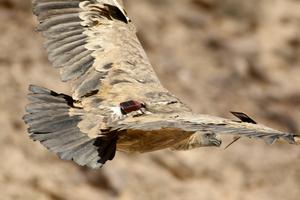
[24, 0, 300, 169]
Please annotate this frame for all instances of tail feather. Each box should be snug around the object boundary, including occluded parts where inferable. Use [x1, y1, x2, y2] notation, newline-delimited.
[23, 85, 116, 168]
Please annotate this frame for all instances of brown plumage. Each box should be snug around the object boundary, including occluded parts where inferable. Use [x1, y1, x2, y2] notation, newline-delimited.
[23, 0, 299, 169]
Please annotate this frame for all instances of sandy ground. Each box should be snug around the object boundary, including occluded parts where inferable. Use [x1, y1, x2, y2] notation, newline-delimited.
[0, 0, 300, 199]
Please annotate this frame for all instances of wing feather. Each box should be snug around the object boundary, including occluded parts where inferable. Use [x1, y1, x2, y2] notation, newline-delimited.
[24, 85, 117, 168]
[33, 0, 172, 104]
[112, 114, 299, 145]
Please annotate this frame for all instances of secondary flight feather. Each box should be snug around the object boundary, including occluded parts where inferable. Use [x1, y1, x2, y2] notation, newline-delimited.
[24, 0, 299, 169]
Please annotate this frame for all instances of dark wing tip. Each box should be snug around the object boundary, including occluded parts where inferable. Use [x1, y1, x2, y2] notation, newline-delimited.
[230, 111, 257, 124]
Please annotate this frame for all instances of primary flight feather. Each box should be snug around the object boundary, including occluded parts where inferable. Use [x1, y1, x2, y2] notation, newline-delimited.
[24, 0, 299, 169]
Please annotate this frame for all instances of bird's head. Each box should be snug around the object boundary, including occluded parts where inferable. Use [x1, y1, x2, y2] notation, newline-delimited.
[199, 132, 222, 147]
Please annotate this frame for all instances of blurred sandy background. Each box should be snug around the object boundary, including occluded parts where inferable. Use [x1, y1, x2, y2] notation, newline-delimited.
[0, 0, 300, 199]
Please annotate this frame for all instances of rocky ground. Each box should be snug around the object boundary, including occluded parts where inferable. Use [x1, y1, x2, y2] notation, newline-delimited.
[0, 0, 300, 199]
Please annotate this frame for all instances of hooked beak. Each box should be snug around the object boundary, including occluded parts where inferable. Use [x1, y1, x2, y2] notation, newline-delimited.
[210, 137, 222, 147]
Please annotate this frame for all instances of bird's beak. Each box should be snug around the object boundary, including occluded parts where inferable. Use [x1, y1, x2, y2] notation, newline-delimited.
[210, 137, 222, 147]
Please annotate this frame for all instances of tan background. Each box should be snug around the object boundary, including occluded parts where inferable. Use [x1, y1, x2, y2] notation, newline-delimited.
[0, 0, 300, 199]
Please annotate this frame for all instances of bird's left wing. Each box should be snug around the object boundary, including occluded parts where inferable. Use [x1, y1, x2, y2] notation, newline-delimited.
[112, 113, 300, 145]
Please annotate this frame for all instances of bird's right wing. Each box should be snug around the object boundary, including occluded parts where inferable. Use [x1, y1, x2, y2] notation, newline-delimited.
[33, 0, 184, 109]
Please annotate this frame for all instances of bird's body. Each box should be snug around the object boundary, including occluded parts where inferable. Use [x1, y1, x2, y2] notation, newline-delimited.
[24, 0, 299, 169]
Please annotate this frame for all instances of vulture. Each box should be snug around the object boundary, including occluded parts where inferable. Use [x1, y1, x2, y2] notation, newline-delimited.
[24, 0, 299, 169]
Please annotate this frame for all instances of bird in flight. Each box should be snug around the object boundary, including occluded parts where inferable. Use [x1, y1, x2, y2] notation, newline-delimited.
[24, 0, 299, 169]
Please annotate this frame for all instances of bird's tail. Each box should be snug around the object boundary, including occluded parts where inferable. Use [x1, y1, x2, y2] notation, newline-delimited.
[23, 85, 117, 168]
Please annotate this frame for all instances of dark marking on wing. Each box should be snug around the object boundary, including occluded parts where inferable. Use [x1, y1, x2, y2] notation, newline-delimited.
[231, 111, 257, 124]
[81, 90, 100, 98]
[110, 79, 132, 85]
[104, 4, 128, 23]
[103, 62, 114, 70]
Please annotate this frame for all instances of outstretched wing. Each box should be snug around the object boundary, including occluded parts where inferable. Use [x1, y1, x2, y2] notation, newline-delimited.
[33, 0, 179, 106]
[112, 113, 299, 145]
[24, 85, 117, 168]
